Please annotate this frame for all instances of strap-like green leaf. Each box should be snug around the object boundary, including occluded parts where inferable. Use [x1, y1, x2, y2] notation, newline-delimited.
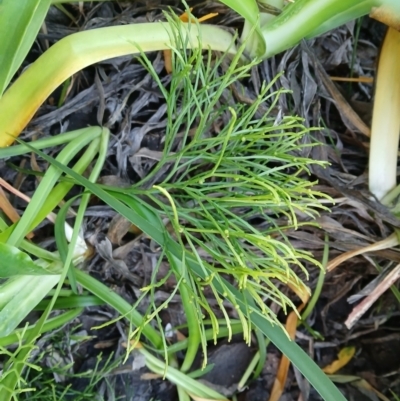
[219, 0, 266, 56]
[0, 275, 59, 337]
[219, 0, 260, 27]
[0, 0, 51, 96]
[0, 242, 60, 277]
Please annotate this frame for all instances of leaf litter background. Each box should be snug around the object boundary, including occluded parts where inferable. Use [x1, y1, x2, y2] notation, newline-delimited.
[1, 1, 399, 400]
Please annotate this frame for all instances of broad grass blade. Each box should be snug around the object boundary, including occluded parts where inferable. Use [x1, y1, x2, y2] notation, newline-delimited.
[218, 0, 260, 27]
[0, 275, 59, 337]
[0, 243, 60, 277]
[219, 0, 266, 55]
[0, 0, 51, 95]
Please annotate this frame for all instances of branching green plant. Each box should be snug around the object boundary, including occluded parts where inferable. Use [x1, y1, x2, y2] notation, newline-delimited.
[0, 20, 347, 401]
[3, 1, 395, 400]
[20, 347, 120, 401]
[129, 40, 328, 339]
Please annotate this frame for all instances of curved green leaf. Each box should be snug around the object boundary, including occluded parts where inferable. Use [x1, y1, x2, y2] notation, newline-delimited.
[261, 0, 400, 58]
[0, 0, 51, 96]
[219, 0, 266, 56]
[0, 22, 235, 147]
[219, 0, 260, 27]
[0, 242, 60, 277]
[0, 275, 59, 337]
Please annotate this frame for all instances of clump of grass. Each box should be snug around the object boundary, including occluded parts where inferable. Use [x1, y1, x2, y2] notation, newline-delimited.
[21, 350, 119, 401]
